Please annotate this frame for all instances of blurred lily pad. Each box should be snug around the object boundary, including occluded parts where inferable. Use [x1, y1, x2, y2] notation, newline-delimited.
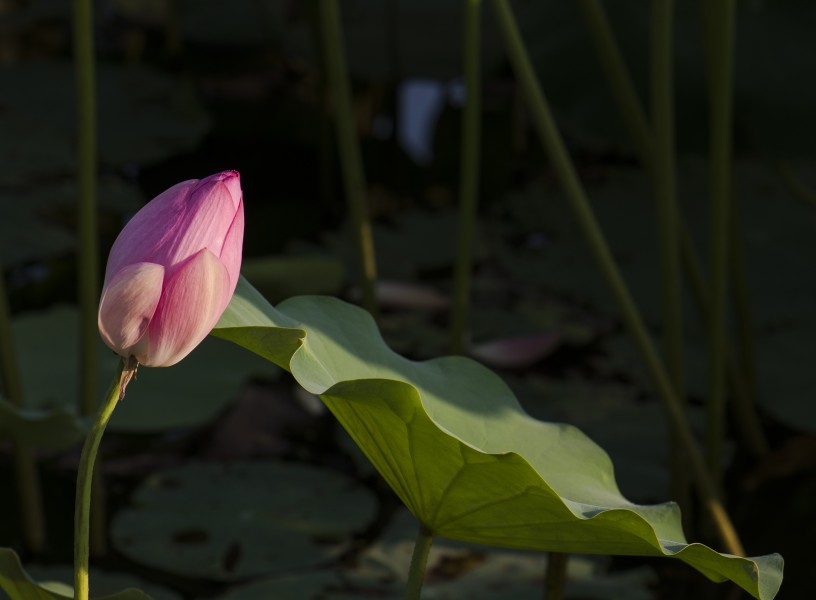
[0, 178, 143, 266]
[0, 548, 153, 600]
[0, 398, 86, 451]
[12, 306, 279, 433]
[241, 255, 345, 303]
[111, 461, 378, 581]
[342, 509, 657, 600]
[210, 571, 342, 600]
[0, 62, 209, 184]
[20, 566, 180, 600]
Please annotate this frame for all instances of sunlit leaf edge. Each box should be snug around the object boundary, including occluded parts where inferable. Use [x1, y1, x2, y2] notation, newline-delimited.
[212, 276, 783, 600]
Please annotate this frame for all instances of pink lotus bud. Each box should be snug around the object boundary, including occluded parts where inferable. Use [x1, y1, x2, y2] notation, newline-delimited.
[98, 171, 244, 367]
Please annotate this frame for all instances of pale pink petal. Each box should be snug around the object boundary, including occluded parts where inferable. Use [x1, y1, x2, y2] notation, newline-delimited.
[219, 198, 244, 295]
[104, 180, 197, 284]
[167, 175, 239, 268]
[98, 262, 165, 357]
[204, 170, 242, 211]
[142, 248, 231, 367]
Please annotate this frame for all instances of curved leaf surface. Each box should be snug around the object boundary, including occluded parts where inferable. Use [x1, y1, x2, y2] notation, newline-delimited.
[0, 549, 152, 600]
[213, 277, 783, 599]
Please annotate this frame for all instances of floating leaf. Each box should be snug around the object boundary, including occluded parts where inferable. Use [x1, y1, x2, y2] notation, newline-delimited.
[12, 306, 279, 433]
[213, 277, 784, 599]
[20, 566, 180, 600]
[343, 508, 657, 600]
[0, 62, 209, 184]
[212, 571, 343, 600]
[0, 549, 152, 600]
[0, 399, 86, 451]
[241, 255, 346, 303]
[111, 461, 377, 581]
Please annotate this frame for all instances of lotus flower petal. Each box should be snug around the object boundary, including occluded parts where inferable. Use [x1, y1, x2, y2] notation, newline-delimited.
[141, 248, 230, 367]
[99, 170, 244, 367]
[98, 262, 165, 357]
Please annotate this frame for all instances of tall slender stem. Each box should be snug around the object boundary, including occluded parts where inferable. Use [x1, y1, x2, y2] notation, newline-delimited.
[544, 552, 568, 600]
[73, 0, 98, 418]
[319, 0, 379, 319]
[650, 0, 690, 517]
[404, 522, 433, 600]
[700, 0, 736, 489]
[577, 0, 654, 169]
[490, 0, 744, 556]
[74, 358, 134, 600]
[73, 0, 107, 556]
[578, 0, 767, 457]
[450, 0, 482, 355]
[0, 265, 46, 553]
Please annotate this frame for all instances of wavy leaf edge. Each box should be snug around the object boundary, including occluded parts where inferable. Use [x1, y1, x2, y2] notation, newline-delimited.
[212, 277, 783, 600]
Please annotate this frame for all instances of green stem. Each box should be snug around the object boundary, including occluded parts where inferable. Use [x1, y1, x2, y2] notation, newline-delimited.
[74, 358, 134, 600]
[319, 0, 379, 319]
[580, 0, 767, 458]
[0, 266, 46, 553]
[73, 0, 106, 556]
[544, 552, 568, 600]
[577, 0, 654, 169]
[701, 0, 736, 490]
[404, 522, 433, 600]
[450, 0, 482, 355]
[650, 0, 690, 518]
[490, 0, 744, 556]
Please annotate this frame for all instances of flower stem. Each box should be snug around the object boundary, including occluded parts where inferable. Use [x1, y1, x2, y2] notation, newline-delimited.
[490, 0, 744, 556]
[450, 0, 482, 355]
[404, 522, 433, 600]
[319, 0, 379, 319]
[0, 265, 46, 553]
[74, 358, 135, 600]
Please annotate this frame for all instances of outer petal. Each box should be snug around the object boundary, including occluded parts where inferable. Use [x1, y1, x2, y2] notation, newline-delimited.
[103, 180, 197, 285]
[218, 196, 244, 296]
[98, 262, 165, 357]
[141, 248, 231, 367]
[163, 173, 240, 272]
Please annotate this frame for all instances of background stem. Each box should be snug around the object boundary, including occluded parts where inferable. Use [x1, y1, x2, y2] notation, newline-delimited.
[404, 522, 433, 600]
[490, 0, 744, 556]
[578, 0, 767, 458]
[0, 265, 46, 553]
[319, 0, 379, 319]
[450, 0, 482, 355]
[650, 0, 690, 519]
[700, 0, 736, 490]
[73, 0, 107, 557]
[544, 552, 568, 600]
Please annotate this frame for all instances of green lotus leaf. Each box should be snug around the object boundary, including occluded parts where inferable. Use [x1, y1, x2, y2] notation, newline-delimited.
[212, 277, 784, 599]
[0, 548, 153, 600]
[0, 399, 86, 450]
